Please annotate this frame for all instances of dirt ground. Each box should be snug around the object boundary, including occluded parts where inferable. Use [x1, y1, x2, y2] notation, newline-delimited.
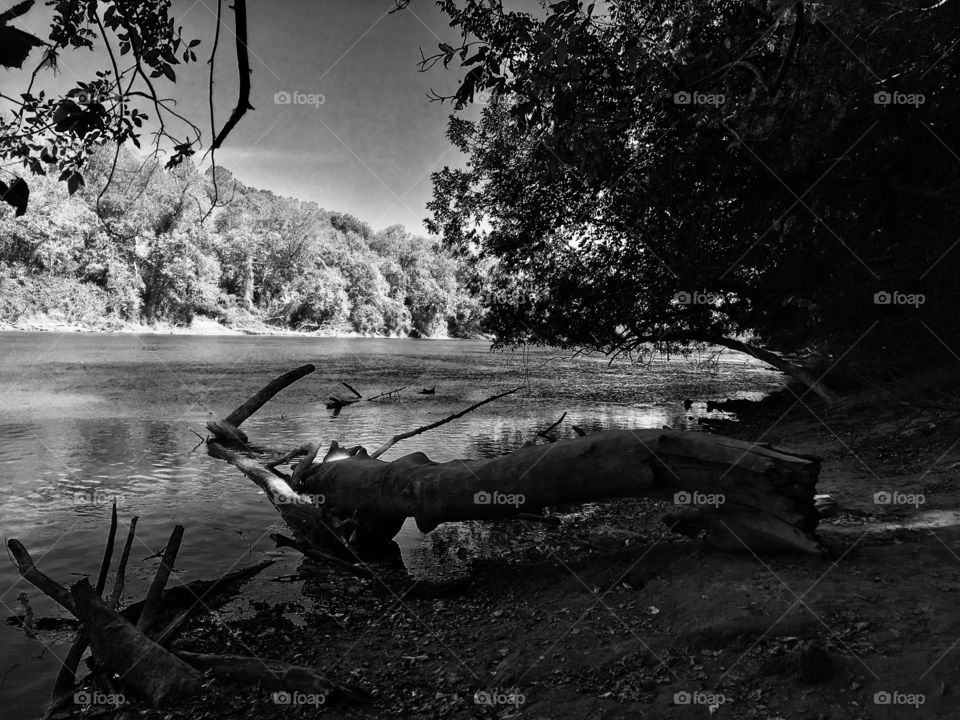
[56, 370, 960, 720]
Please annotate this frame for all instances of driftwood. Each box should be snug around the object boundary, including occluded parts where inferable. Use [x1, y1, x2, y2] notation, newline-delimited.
[207, 368, 825, 555]
[94, 501, 118, 595]
[7, 540, 76, 614]
[109, 516, 139, 609]
[71, 579, 203, 705]
[137, 524, 184, 631]
[12, 519, 313, 710]
[48, 503, 124, 715]
[206, 363, 316, 443]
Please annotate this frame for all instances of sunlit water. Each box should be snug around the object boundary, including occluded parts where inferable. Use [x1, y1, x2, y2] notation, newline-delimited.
[0, 332, 783, 717]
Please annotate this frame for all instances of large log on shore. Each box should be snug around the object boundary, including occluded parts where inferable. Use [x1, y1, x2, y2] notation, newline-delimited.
[205, 366, 824, 555]
[211, 429, 823, 555]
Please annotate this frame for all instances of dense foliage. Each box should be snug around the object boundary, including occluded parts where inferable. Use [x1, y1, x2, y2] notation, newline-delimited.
[426, 0, 960, 389]
[0, 0, 205, 193]
[0, 148, 483, 336]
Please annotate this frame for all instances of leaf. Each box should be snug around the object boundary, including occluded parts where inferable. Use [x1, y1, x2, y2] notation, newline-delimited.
[188, 39, 201, 47]
[66, 171, 84, 195]
[161, 64, 176, 82]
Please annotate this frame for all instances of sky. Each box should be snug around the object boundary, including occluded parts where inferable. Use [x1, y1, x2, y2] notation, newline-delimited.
[0, 0, 542, 234]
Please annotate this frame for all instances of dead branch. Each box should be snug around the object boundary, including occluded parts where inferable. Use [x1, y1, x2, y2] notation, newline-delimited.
[7, 539, 76, 614]
[536, 411, 567, 441]
[370, 386, 522, 459]
[94, 500, 118, 596]
[342, 381, 363, 399]
[71, 579, 202, 705]
[266, 443, 312, 468]
[291, 442, 321, 489]
[366, 385, 407, 401]
[207, 363, 315, 443]
[137, 524, 185, 631]
[209, 0, 252, 151]
[108, 516, 138, 610]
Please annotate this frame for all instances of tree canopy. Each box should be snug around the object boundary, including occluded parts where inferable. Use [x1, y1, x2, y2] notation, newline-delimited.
[425, 0, 960, 395]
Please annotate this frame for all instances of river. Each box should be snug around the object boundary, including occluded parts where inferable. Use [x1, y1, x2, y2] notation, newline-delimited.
[0, 331, 783, 717]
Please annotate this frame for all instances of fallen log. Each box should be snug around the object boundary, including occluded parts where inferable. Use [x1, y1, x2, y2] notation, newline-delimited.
[302, 429, 824, 554]
[208, 368, 825, 555]
[70, 579, 203, 705]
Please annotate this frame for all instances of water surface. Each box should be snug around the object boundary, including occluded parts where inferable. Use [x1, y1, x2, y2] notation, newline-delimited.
[0, 332, 782, 717]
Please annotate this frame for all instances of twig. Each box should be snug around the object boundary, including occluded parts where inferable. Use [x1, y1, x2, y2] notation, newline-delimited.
[536, 411, 567, 441]
[137, 525, 185, 631]
[370, 387, 522, 459]
[366, 385, 407, 401]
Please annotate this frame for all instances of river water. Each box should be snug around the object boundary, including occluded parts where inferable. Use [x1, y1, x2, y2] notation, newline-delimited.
[0, 332, 783, 717]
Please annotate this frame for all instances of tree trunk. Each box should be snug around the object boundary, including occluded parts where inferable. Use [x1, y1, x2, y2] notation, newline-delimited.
[211, 429, 824, 555]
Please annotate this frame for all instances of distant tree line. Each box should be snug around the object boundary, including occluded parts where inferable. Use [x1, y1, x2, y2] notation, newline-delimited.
[0, 147, 484, 336]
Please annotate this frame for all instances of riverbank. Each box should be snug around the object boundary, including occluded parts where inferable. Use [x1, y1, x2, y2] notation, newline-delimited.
[0, 314, 476, 339]
[36, 370, 960, 719]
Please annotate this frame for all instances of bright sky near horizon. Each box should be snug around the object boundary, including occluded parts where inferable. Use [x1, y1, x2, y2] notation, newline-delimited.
[0, 0, 543, 234]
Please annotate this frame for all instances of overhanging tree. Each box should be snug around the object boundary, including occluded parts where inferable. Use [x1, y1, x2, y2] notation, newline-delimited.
[424, 0, 960, 399]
